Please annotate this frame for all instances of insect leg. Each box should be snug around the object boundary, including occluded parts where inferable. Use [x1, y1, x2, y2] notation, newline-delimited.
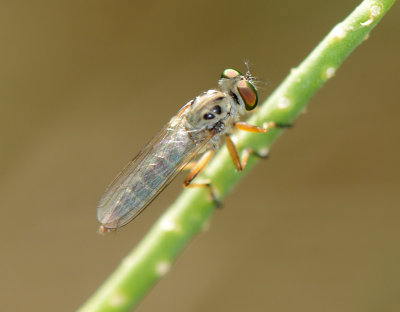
[225, 134, 269, 171]
[228, 121, 291, 171]
[183, 150, 220, 207]
[225, 134, 243, 171]
[239, 148, 269, 170]
[234, 121, 292, 133]
[183, 150, 215, 186]
[182, 161, 197, 171]
[184, 180, 221, 208]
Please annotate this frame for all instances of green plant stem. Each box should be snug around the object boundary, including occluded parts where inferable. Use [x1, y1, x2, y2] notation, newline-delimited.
[79, 1, 396, 311]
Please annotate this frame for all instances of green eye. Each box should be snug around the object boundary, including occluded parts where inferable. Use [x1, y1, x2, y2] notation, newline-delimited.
[221, 68, 242, 79]
[237, 80, 258, 111]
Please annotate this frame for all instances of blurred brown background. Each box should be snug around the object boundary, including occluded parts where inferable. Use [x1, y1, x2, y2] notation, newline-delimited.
[1, 1, 399, 311]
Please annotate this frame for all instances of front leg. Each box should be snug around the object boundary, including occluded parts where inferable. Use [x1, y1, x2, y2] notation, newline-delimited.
[234, 121, 292, 133]
[225, 121, 292, 171]
[225, 134, 270, 172]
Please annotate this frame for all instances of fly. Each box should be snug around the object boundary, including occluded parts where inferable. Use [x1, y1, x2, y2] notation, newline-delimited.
[97, 68, 284, 232]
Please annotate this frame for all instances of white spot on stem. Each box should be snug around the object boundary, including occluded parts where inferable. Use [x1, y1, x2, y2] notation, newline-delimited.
[277, 96, 290, 109]
[325, 67, 336, 79]
[361, 3, 382, 26]
[109, 293, 127, 307]
[331, 24, 347, 39]
[258, 148, 269, 158]
[155, 261, 171, 276]
[160, 217, 177, 232]
[371, 4, 382, 16]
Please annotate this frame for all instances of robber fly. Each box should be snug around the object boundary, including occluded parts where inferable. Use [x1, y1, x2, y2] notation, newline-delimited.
[97, 68, 281, 233]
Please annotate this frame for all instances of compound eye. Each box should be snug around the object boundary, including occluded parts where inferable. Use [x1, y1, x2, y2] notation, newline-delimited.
[221, 68, 241, 79]
[237, 80, 258, 111]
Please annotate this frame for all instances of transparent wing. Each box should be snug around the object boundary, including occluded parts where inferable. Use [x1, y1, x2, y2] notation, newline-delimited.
[97, 105, 214, 229]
